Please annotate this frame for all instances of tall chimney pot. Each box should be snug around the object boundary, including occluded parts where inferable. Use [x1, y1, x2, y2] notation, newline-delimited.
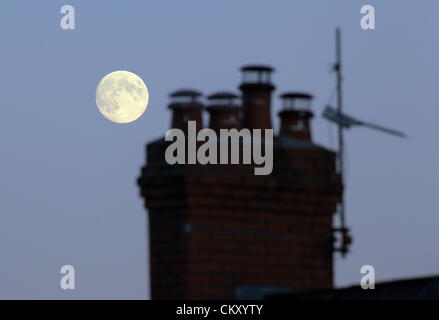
[239, 65, 275, 130]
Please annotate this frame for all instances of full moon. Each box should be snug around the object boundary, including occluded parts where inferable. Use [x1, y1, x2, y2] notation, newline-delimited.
[95, 71, 149, 123]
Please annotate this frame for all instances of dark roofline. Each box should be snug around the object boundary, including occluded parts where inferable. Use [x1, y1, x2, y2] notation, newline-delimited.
[266, 274, 439, 300]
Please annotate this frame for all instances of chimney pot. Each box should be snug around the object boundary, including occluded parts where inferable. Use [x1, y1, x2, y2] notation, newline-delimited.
[278, 92, 314, 141]
[168, 89, 204, 131]
[239, 64, 275, 130]
[206, 91, 241, 132]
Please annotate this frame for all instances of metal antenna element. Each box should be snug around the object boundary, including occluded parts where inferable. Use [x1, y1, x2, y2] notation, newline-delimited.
[323, 106, 407, 138]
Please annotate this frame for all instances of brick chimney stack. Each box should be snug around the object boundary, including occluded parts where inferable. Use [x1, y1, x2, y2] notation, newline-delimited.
[278, 92, 314, 141]
[239, 65, 275, 130]
[169, 89, 204, 132]
[206, 92, 241, 132]
[138, 66, 342, 300]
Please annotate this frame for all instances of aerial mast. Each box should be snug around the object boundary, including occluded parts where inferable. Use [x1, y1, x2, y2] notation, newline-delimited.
[334, 27, 351, 257]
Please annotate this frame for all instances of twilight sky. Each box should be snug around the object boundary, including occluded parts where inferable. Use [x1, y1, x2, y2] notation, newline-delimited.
[0, 0, 438, 299]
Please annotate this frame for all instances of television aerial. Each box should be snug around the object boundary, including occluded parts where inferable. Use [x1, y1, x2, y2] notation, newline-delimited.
[324, 28, 407, 257]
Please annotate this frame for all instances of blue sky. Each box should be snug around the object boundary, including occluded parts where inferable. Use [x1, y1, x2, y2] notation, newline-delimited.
[0, 0, 438, 299]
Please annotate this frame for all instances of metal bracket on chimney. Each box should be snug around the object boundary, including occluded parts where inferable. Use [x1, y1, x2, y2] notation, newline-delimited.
[332, 227, 352, 256]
